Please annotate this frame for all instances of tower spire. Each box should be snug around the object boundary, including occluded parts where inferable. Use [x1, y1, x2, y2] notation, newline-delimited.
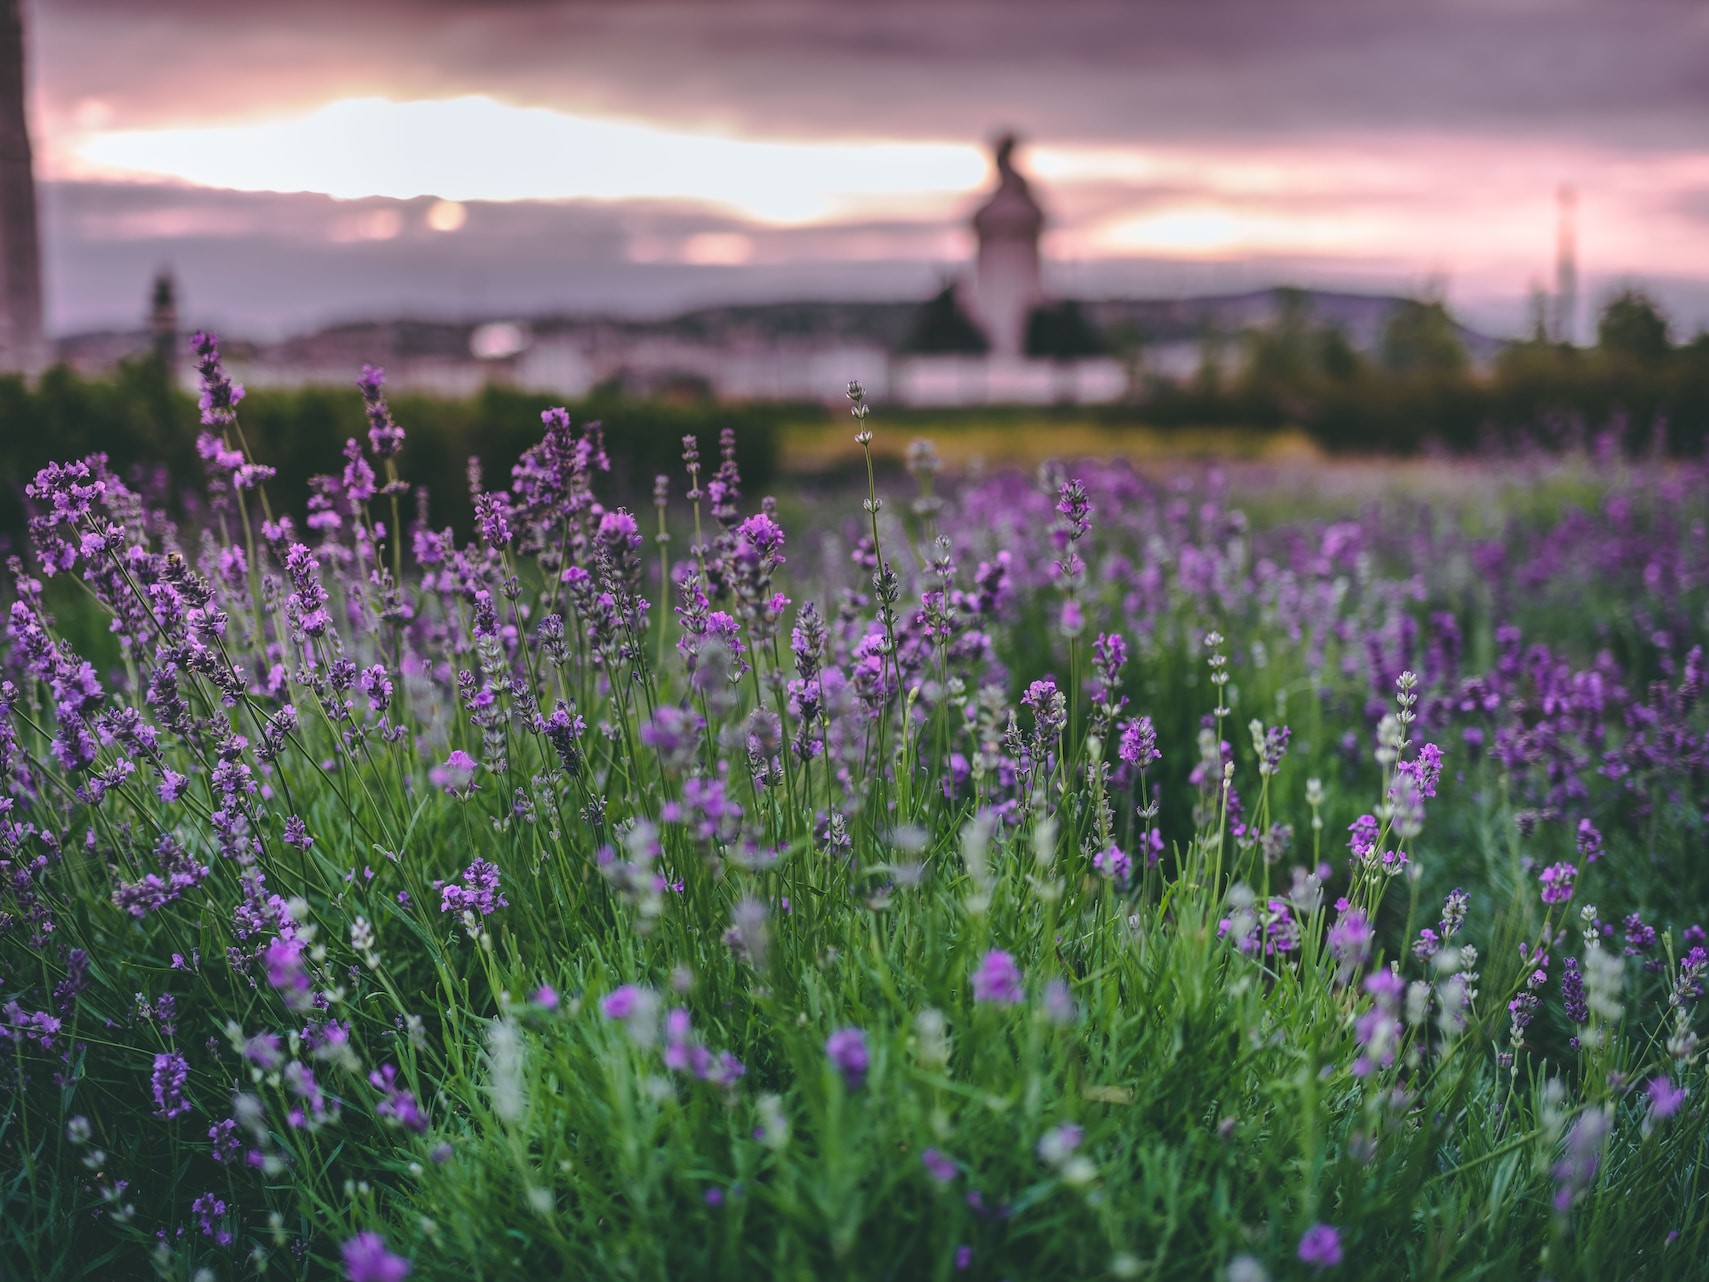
[0, 0, 43, 375]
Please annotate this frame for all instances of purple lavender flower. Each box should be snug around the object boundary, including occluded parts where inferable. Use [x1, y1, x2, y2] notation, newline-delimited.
[431, 749, 479, 797]
[1576, 818, 1604, 863]
[191, 331, 245, 428]
[598, 508, 642, 550]
[1348, 814, 1380, 856]
[1538, 862, 1576, 906]
[1647, 1076, 1688, 1121]
[1353, 971, 1404, 1077]
[1297, 1223, 1343, 1269]
[1553, 1108, 1611, 1217]
[1, 1004, 61, 1051]
[921, 1148, 958, 1183]
[971, 950, 1024, 1005]
[1023, 680, 1067, 741]
[1396, 742, 1443, 798]
[357, 364, 405, 458]
[370, 1064, 430, 1134]
[735, 512, 786, 557]
[473, 491, 514, 548]
[1257, 724, 1292, 776]
[539, 702, 588, 777]
[244, 1031, 284, 1069]
[440, 858, 507, 918]
[1623, 913, 1658, 961]
[1058, 598, 1084, 636]
[282, 542, 331, 636]
[263, 936, 315, 1011]
[1117, 716, 1160, 769]
[825, 1027, 870, 1089]
[1093, 631, 1127, 691]
[342, 1231, 412, 1282]
[359, 664, 394, 714]
[1675, 947, 1708, 1009]
[640, 703, 701, 773]
[601, 985, 661, 1047]
[1328, 906, 1373, 983]
[602, 985, 646, 1021]
[1092, 844, 1133, 888]
[1055, 478, 1092, 540]
[1561, 958, 1589, 1028]
[192, 1191, 231, 1245]
[150, 1050, 191, 1120]
[342, 438, 377, 503]
[209, 1117, 240, 1163]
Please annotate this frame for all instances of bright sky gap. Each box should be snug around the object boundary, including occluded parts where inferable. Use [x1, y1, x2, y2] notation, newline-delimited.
[71, 96, 993, 225]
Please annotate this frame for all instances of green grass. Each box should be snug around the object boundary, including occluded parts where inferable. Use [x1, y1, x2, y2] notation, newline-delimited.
[2, 418, 1707, 1282]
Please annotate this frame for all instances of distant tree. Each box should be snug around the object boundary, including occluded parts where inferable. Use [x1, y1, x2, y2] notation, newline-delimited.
[1025, 300, 1104, 360]
[1524, 285, 1554, 345]
[1100, 319, 1147, 400]
[1597, 288, 1672, 360]
[1193, 331, 1230, 397]
[1380, 299, 1468, 376]
[1242, 289, 1319, 388]
[1316, 325, 1363, 381]
[903, 285, 989, 355]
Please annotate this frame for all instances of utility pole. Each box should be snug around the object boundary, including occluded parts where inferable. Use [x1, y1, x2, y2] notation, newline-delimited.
[1552, 184, 1577, 346]
[0, 0, 44, 375]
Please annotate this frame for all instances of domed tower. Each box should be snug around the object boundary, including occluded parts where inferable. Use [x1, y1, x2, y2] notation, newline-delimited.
[969, 132, 1045, 359]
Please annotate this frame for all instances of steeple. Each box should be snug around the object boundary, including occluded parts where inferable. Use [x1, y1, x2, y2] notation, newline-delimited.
[969, 132, 1046, 358]
[0, 0, 44, 375]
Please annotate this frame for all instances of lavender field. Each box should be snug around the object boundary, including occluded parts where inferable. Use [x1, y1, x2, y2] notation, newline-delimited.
[3, 338, 1708, 1281]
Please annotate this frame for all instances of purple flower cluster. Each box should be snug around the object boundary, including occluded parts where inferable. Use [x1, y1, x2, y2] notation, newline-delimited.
[151, 1050, 192, 1120]
[972, 950, 1024, 1005]
[1538, 862, 1576, 905]
[1298, 1223, 1343, 1269]
[439, 858, 508, 919]
[825, 1026, 870, 1089]
[343, 1231, 411, 1282]
[7, 334, 1709, 1273]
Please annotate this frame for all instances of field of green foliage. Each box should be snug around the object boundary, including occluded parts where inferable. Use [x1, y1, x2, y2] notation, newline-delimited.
[3, 344, 1707, 1280]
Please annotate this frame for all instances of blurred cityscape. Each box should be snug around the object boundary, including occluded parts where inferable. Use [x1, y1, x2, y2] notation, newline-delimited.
[2, 0, 1706, 435]
[48, 135, 1505, 408]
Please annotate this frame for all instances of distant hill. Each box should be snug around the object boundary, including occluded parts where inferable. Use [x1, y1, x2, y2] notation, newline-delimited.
[54, 287, 1503, 372]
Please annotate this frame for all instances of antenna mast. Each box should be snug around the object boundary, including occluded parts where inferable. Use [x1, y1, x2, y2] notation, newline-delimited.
[1552, 184, 1578, 345]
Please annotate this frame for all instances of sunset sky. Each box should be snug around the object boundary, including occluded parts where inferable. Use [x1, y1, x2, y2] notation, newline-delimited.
[29, 0, 1709, 340]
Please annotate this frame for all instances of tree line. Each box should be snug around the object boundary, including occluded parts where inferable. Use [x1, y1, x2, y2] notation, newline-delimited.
[1123, 287, 1709, 454]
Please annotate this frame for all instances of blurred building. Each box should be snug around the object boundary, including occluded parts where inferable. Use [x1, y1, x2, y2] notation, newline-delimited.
[967, 133, 1046, 359]
[46, 129, 1498, 406]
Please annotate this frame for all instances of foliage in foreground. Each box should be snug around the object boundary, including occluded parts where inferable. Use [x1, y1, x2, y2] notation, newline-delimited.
[3, 340, 1709, 1281]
